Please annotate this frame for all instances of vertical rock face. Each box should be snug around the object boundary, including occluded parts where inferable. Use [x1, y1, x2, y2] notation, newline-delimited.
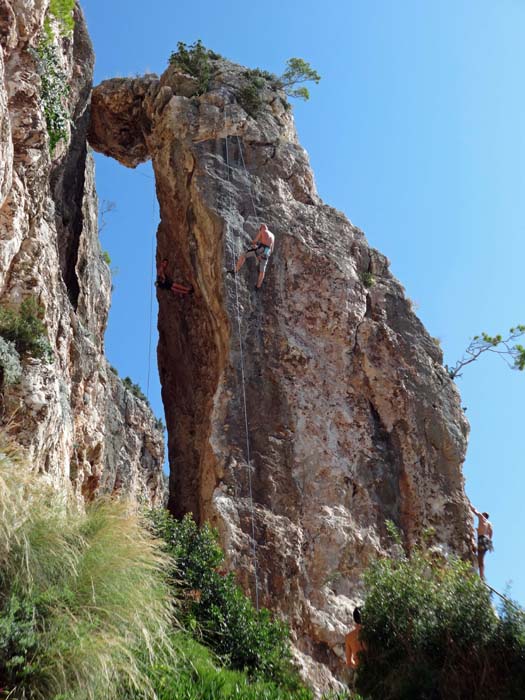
[89, 60, 473, 689]
[89, 59, 471, 690]
[0, 1, 165, 505]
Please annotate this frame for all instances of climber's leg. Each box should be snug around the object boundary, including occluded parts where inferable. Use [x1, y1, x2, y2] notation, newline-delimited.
[255, 256, 268, 289]
[234, 254, 246, 272]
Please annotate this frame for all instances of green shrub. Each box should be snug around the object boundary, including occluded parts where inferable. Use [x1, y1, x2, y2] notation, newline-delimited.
[123, 376, 150, 406]
[31, 35, 70, 153]
[355, 533, 525, 700]
[360, 271, 375, 289]
[168, 40, 222, 95]
[102, 250, 112, 266]
[48, 0, 75, 35]
[277, 58, 321, 101]
[238, 69, 276, 117]
[0, 337, 22, 386]
[147, 510, 303, 689]
[238, 61, 320, 116]
[0, 437, 176, 699]
[124, 632, 313, 700]
[154, 416, 166, 433]
[0, 297, 53, 361]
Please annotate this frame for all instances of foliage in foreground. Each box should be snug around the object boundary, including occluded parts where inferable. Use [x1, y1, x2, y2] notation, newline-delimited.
[0, 296, 53, 364]
[355, 537, 525, 700]
[0, 437, 175, 699]
[124, 632, 314, 700]
[147, 509, 303, 690]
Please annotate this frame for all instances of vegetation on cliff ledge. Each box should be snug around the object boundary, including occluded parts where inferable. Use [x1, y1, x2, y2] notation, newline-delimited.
[32, 35, 70, 154]
[0, 297, 53, 386]
[168, 40, 320, 116]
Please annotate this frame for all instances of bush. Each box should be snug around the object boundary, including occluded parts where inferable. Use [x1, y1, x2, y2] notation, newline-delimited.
[0, 297, 53, 361]
[102, 250, 112, 265]
[154, 416, 166, 433]
[147, 510, 303, 689]
[48, 0, 75, 35]
[168, 40, 222, 95]
[0, 437, 176, 699]
[31, 35, 70, 153]
[238, 69, 277, 117]
[360, 272, 375, 289]
[238, 61, 320, 116]
[0, 338, 22, 387]
[123, 632, 313, 700]
[355, 534, 525, 700]
[123, 376, 150, 406]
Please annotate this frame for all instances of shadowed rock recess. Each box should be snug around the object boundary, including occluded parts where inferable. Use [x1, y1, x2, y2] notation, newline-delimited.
[0, 2, 165, 504]
[89, 58, 472, 688]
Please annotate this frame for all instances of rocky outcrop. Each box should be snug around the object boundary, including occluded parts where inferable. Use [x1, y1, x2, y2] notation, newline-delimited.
[0, 1, 165, 505]
[89, 57, 471, 690]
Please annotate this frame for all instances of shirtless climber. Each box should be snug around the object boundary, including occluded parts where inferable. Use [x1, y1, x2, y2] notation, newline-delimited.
[155, 259, 193, 296]
[345, 607, 365, 669]
[231, 223, 275, 290]
[470, 504, 493, 581]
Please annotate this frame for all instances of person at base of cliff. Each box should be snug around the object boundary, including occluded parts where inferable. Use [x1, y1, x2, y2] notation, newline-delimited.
[345, 607, 365, 669]
[470, 504, 494, 581]
[229, 223, 275, 290]
[155, 259, 193, 297]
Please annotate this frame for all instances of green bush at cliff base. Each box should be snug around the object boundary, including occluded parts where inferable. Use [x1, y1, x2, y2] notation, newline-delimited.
[355, 536, 525, 700]
[123, 632, 315, 700]
[0, 296, 53, 361]
[147, 509, 304, 691]
[0, 436, 176, 699]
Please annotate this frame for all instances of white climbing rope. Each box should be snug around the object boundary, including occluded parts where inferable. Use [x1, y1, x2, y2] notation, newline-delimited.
[146, 175, 156, 400]
[225, 134, 260, 611]
[236, 135, 258, 219]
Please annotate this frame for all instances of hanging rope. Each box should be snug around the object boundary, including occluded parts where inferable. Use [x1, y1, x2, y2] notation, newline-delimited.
[225, 135, 260, 611]
[484, 581, 523, 614]
[146, 175, 156, 400]
[236, 135, 258, 219]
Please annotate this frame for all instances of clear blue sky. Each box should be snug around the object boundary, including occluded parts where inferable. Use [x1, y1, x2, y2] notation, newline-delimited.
[82, 0, 525, 604]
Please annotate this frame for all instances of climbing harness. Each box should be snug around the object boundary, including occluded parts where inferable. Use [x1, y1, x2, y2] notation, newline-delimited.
[225, 134, 260, 611]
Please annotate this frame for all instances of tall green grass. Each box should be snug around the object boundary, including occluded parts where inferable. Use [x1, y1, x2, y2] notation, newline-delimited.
[123, 632, 314, 700]
[0, 436, 175, 699]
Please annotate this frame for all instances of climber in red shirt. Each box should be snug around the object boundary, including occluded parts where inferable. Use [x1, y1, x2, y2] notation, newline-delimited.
[155, 259, 193, 296]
